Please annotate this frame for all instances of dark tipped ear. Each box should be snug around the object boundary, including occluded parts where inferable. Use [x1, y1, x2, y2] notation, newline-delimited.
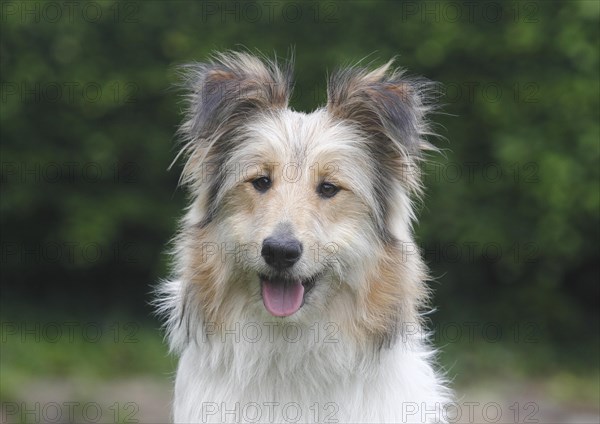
[179, 51, 293, 141]
[327, 61, 434, 157]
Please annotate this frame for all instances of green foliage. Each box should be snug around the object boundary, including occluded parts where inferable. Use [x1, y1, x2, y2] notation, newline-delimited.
[1, 0, 598, 353]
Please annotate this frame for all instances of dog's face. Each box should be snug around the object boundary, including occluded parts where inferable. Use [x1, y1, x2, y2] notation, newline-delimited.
[177, 53, 431, 330]
[216, 111, 381, 317]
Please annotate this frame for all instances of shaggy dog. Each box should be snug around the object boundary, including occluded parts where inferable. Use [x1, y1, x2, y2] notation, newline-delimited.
[158, 52, 451, 423]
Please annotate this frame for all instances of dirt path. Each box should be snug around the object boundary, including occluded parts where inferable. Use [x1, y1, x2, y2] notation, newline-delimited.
[2, 377, 598, 423]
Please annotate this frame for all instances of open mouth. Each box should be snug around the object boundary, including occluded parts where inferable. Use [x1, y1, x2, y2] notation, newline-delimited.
[259, 273, 319, 317]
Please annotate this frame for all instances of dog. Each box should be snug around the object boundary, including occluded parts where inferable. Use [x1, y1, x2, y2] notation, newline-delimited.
[158, 51, 451, 423]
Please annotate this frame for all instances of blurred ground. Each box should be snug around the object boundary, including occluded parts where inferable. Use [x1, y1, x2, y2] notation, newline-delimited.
[457, 380, 599, 424]
[1, 318, 598, 423]
[2, 376, 598, 423]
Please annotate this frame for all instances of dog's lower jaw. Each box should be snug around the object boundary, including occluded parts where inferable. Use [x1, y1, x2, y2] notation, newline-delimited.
[172, 321, 451, 424]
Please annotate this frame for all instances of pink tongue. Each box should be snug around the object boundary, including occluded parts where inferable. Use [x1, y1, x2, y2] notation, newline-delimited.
[261, 278, 304, 317]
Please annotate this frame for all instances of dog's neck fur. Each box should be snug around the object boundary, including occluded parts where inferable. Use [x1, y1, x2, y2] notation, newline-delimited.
[165, 293, 449, 423]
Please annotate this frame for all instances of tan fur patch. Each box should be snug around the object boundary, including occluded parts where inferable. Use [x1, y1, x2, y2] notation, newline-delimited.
[183, 226, 227, 324]
[358, 243, 428, 342]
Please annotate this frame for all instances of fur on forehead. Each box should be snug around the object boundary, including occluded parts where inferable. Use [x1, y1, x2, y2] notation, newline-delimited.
[223, 111, 381, 206]
[175, 52, 436, 229]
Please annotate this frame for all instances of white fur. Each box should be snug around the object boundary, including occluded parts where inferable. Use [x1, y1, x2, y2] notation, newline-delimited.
[158, 53, 452, 423]
[161, 279, 451, 423]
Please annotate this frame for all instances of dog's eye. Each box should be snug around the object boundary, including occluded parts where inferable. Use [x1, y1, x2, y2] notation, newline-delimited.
[252, 176, 272, 192]
[317, 182, 339, 198]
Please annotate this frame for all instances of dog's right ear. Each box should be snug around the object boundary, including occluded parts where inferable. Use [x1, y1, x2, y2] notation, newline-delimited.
[178, 51, 293, 142]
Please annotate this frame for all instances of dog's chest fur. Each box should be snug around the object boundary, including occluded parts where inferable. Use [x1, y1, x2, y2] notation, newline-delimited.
[173, 319, 449, 423]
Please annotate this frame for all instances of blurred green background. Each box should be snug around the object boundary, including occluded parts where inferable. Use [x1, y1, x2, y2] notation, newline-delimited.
[1, 1, 598, 422]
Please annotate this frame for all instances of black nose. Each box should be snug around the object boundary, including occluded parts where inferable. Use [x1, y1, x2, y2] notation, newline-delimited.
[261, 236, 303, 269]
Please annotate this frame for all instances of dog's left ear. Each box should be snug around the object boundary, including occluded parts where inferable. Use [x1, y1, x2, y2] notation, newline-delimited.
[327, 61, 435, 158]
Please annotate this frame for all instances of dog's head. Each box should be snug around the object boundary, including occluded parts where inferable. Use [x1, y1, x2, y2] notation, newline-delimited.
[175, 52, 433, 337]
